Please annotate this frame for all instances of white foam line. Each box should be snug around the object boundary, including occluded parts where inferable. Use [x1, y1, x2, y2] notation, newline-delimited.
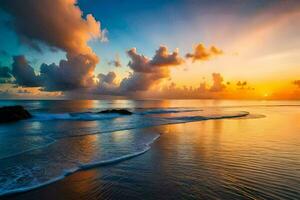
[1, 111, 250, 160]
[0, 135, 160, 197]
[0, 111, 250, 196]
[81, 135, 160, 170]
[138, 109, 202, 115]
[29, 109, 203, 122]
[55, 112, 250, 139]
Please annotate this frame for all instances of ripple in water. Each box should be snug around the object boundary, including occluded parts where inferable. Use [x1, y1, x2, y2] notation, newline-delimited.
[0, 108, 249, 196]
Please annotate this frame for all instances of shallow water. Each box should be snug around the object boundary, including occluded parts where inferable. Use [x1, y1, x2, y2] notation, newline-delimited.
[0, 100, 299, 199]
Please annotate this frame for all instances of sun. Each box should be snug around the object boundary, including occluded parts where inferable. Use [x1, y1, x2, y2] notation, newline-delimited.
[262, 92, 270, 99]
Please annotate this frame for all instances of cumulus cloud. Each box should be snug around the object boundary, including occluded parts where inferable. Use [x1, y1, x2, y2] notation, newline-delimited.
[39, 54, 96, 91]
[94, 45, 224, 96]
[11, 56, 41, 87]
[0, 0, 224, 98]
[0, 0, 102, 55]
[120, 72, 165, 92]
[7, 54, 97, 91]
[0, 0, 104, 91]
[95, 72, 119, 94]
[150, 46, 184, 66]
[209, 73, 226, 92]
[119, 46, 184, 92]
[98, 72, 116, 85]
[186, 43, 223, 62]
[145, 73, 228, 99]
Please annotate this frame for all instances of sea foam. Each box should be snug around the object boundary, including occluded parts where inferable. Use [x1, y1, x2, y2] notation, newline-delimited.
[0, 107, 250, 197]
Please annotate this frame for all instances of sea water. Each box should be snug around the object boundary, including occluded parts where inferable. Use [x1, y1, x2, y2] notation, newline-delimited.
[0, 100, 299, 198]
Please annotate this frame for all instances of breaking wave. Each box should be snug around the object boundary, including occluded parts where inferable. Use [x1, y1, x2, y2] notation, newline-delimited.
[0, 107, 251, 197]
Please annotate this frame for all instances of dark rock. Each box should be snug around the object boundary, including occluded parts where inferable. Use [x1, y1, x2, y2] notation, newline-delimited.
[97, 109, 132, 115]
[0, 105, 32, 123]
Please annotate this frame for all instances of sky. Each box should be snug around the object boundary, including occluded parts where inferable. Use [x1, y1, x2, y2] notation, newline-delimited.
[0, 0, 300, 99]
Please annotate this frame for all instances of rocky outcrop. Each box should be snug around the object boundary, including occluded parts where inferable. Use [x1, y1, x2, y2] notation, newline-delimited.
[97, 109, 132, 115]
[0, 105, 32, 123]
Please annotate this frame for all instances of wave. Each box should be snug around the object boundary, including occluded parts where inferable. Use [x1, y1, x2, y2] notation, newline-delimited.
[0, 109, 251, 197]
[32, 112, 128, 121]
[30, 108, 202, 121]
[0, 135, 160, 197]
[138, 108, 202, 115]
[31, 108, 247, 122]
[162, 111, 250, 122]
[229, 113, 266, 120]
[80, 134, 160, 169]
[49, 111, 250, 139]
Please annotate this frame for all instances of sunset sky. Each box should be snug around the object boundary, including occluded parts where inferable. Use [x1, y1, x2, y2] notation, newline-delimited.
[0, 0, 300, 99]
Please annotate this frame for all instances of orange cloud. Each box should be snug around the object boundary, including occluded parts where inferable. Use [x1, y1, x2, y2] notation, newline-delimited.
[209, 73, 226, 92]
[94, 44, 225, 96]
[186, 43, 223, 62]
[1, 0, 104, 91]
[119, 46, 184, 92]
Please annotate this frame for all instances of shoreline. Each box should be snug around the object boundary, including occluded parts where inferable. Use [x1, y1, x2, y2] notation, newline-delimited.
[0, 111, 250, 197]
[0, 134, 160, 198]
[1, 105, 299, 200]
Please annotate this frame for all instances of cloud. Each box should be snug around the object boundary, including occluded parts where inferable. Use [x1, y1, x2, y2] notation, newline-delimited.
[127, 46, 184, 73]
[186, 43, 223, 62]
[119, 46, 184, 92]
[100, 29, 109, 43]
[209, 73, 226, 92]
[40, 54, 96, 91]
[0, 0, 104, 91]
[108, 54, 122, 67]
[11, 56, 41, 87]
[144, 73, 227, 99]
[120, 72, 166, 92]
[150, 46, 184, 66]
[98, 72, 116, 85]
[8, 54, 97, 91]
[143, 74, 258, 99]
[0, 0, 102, 55]
[95, 72, 119, 94]
[94, 45, 224, 96]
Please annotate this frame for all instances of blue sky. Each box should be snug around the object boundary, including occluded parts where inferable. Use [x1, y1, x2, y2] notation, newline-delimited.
[1, 0, 300, 99]
[0, 0, 280, 73]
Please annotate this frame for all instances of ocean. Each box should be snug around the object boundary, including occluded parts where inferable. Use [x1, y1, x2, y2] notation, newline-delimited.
[0, 100, 299, 199]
